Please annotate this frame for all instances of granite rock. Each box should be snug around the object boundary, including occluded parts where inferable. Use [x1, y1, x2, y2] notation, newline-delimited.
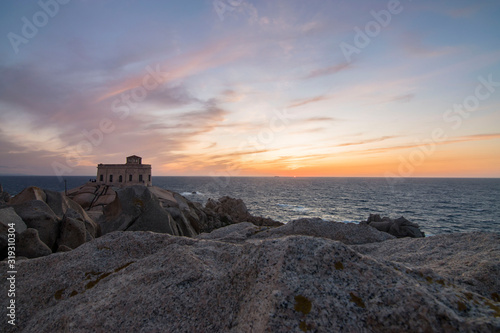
[100, 185, 196, 237]
[8, 186, 46, 205]
[367, 214, 425, 238]
[57, 216, 87, 250]
[16, 228, 52, 258]
[1, 221, 498, 332]
[12, 200, 60, 249]
[0, 207, 27, 251]
[251, 218, 395, 244]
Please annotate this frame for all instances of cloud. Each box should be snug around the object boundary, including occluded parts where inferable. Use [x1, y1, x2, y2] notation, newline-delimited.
[377, 94, 415, 104]
[301, 62, 351, 80]
[288, 94, 331, 108]
[220, 89, 244, 103]
[351, 133, 500, 155]
[334, 136, 398, 148]
[303, 116, 337, 122]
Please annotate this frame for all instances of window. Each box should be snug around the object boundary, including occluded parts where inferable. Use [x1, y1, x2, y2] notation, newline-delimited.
[148, 175, 151, 181]
[139, 174, 143, 182]
[119, 175, 123, 183]
[129, 175, 132, 181]
[99, 175, 103, 181]
[109, 175, 113, 182]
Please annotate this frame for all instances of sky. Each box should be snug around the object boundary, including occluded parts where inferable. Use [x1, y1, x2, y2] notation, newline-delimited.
[0, 0, 499, 178]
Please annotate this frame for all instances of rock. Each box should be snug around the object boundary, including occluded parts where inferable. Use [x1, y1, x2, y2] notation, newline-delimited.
[44, 190, 100, 240]
[0, 207, 27, 254]
[197, 222, 263, 243]
[57, 245, 72, 252]
[1, 228, 499, 332]
[12, 200, 60, 249]
[101, 186, 196, 237]
[57, 216, 87, 250]
[251, 218, 395, 244]
[367, 214, 425, 238]
[204, 196, 283, 231]
[0, 184, 10, 204]
[0, 207, 27, 234]
[16, 228, 52, 258]
[367, 213, 382, 223]
[9, 186, 46, 205]
[353, 232, 500, 299]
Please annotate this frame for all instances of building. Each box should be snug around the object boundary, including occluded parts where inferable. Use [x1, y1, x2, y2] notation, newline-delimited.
[96, 155, 152, 187]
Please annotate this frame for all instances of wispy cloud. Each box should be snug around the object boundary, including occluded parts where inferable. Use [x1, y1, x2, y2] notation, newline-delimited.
[301, 62, 351, 80]
[333, 136, 399, 148]
[288, 94, 331, 108]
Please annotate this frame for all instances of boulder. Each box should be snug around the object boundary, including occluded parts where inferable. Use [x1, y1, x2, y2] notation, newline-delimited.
[204, 196, 283, 231]
[101, 186, 196, 237]
[0, 207, 27, 253]
[44, 190, 100, 239]
[57, 245, 73, 253]
[1, 229, 499, 332]
[9, 186, 46, 205]
[0, 184, 10, 204]
[16, 228, 52, 258]
[367, 214, 425, 238]
[12, 200, 60, 249]
[57, 216, 87, 250]
[252, 218, 395, 244]
[0, 207, 27, 234]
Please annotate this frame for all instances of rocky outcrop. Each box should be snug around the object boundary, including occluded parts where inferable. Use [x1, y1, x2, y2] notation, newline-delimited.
[70, 184, 280, 237]
[0, 187, 100, 259]
[366, 214, 425, 238]
[1, 221, 498, 332]
[205, 196, 283, 229]
[100, 185, 196, 236]
[8, 186, 46, 205]
[12, 200, 60, 249]
[250, 218, 395, 244]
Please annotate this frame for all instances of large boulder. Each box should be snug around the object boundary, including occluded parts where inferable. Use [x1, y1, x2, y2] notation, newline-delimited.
[9, 186, 46, 205]
[1, 227, 499, 332]
[16, 228, 52, 258]
[251, 218, 395, 244]
[366, 214, 425, 238]
[12, 200, 60, 249]
[44, 190, 100, 240]
[0, 207, 27, 243]
[100, 186, 196, 237]
[204, 196, 283, 231]
[57, 216, 87, 250]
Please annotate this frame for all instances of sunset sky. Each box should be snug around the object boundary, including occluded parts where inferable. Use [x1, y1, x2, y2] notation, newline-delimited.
[0, 0, 499, 177]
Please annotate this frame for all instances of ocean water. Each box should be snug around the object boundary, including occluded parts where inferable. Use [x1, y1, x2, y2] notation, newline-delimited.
[1, 176, 499, 236]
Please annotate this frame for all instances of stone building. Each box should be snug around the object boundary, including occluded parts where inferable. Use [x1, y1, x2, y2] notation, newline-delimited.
[96, 155, 152, 187]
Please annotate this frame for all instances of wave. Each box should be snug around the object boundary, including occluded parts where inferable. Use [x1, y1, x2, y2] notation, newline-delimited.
[181, 191, 204, 196]
[277, 203, 310, 212]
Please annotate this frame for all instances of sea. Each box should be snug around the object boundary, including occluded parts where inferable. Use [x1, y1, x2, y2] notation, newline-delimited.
[1, 176, 499, 236]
